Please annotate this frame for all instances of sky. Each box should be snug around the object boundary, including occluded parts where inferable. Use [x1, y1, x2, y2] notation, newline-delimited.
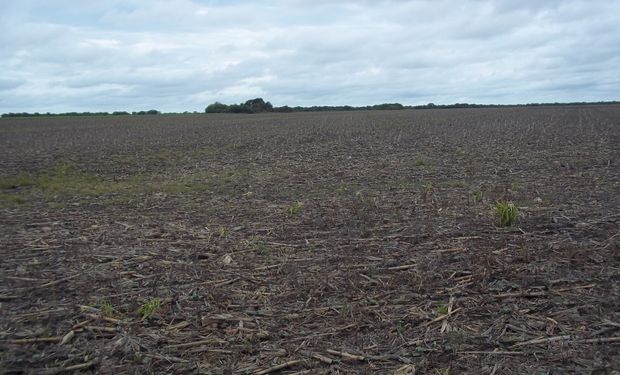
[1, 0, 619, 113]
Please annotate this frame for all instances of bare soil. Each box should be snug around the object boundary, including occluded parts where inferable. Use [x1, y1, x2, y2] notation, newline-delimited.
[1, 106, 619, 374]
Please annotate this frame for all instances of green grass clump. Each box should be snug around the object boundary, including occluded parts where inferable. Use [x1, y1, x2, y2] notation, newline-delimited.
[287, 201, 303, 215]
[436, 304, 449, 315]
[100, 302, 114, 317]
[0, 172, 37, 189]
[0, 193, 26, 206]
[471, 190, 483, 203]
[494, 201, 519, 227]
[138, 298, 162, 320]
[37, 164, 113, 197]
[249, 238, 270, 254]
[0, 173, 33, 207]
[0, 163, 249, 208]
[217, 226, 229, 238]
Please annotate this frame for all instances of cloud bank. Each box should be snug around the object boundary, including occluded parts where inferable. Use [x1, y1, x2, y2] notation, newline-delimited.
[1, 0, 618, 112]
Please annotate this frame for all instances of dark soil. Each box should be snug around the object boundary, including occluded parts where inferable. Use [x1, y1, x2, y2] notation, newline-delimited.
[1, 106, 619, 374]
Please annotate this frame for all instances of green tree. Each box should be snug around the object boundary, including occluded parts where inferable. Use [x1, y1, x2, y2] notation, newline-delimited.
[205, 102, 229, 113]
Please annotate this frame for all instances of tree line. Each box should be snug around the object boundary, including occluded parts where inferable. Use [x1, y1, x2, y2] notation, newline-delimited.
[3, 100, 619, 118]
[1, 110, 160, 118]
[205, 98, 274, 113]
[203, 99, 620, 113]
[205, 98, 405, 113]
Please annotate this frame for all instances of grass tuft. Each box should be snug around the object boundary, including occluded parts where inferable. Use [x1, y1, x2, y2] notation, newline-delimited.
[138, 298, 162, 320]
[100, 302, 114, 317]
[0, 193, 26, 206]
[287, 201, 303, 215]
[471, 190, 484, 203]
[249, 238, 270, 254]
[494, 201, 519, 227]
[436, 304, 449, 315]
[217, 226, 229, 238]
[0, 172, 37, 189]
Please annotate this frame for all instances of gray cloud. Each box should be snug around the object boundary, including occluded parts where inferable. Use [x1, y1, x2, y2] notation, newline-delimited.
[0, 0, 618, 112]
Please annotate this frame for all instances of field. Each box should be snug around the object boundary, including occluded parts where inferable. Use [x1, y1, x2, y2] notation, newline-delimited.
[1, 106, 619, 374]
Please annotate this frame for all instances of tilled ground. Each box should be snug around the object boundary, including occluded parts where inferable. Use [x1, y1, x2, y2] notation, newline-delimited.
[1, 107, 619, 374]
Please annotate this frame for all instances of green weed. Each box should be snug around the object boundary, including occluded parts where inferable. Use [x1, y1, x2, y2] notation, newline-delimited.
[335, 185, 349, 195]
[395, 320, 409, 335]
[287, 201, 303, 215]
[249, 238, 270, 254]
[494, 201, 519, 227]
[422, 182, 434, 192]
[0, 172, 37, 189]
[0, 163, 217, 204]
[436, 304, 449, 315]
[36, 164, 113, 197]
[0, 193, 26, 206]
[100, 302, 114, 317]
[420, 182, 435, 202]
[218, 226, 229, 238]
[471, 190, 483, 203]
[138, 298, 162, 320]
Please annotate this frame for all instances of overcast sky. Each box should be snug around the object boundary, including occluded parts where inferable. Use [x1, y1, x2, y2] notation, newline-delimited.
[1, 1, 619, 113]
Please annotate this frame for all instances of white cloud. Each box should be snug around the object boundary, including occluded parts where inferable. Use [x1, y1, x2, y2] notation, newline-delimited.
[0, 0, 618, 112]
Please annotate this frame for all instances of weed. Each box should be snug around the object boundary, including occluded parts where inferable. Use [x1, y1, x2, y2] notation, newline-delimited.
[218, 226, 229, 238]
[138, 298, 162, 320]
[0, 172, 37, 189]
[35, 164, 115, 198]
[48, 201, 68, 209]
[152, 149, 181, 164]
[397, 179, 418, 189]
[494, 201, 519, 227]
[421, 182, 435, 202]
[287, 201, 303, 215]
[395, 320, 408, 335]
[249, 238, 270, 254]
[436, 304, 449, 315]
[0, 193, 26, 206]
[100, 302, 114, 317]
[471, 190, 483, 203]
[335, 185, 349, 195]
[0, 163, 220, 206]
[414, 159, 427, 166]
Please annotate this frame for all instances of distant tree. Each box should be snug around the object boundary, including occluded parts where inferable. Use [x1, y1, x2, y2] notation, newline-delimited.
[205, 102, 229, 113]
[371, 103, 404, 110]
[274, 105, 293, 113]
[205, 98, 275, 114]
[244, 98, 273, 113]
[133, 109, 160, 115]
[228, 103, 253, 113]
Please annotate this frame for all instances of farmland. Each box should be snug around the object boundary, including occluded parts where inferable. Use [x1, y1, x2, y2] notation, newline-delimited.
[0, 106, 619, 373]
